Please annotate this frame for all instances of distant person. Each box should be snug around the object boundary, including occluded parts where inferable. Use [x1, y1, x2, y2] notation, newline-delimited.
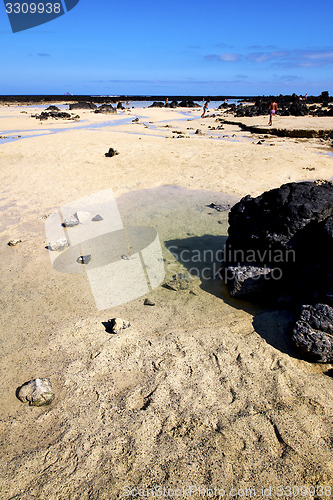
[305, 93, 308, 101]
[165, 98, 169, 106]
[268, 100, 278, 126]
[201, 99, 210, 118]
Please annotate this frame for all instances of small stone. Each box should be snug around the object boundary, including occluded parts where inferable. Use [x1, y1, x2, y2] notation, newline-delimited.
[77, 255, 91, 265]
[132, 117, 139, 122]
[17, 378, 55, 406]
[108, 318, 130, 334]
[163, 273, 190, 291]
[144, 298, 155, 306]
[49, 237, 69, 252]
[92, 214, 103, 222]
[62, 215, 79, 227]
[208, 202, 230, 212]
[105, 148, 119, 157]
[8, 239, 22, 247]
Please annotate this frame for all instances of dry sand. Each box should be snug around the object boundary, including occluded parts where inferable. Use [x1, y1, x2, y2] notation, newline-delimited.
[0, 103, 333, 499]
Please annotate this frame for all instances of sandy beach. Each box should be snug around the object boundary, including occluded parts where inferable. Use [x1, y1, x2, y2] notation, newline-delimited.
[0, 102, 333, 499]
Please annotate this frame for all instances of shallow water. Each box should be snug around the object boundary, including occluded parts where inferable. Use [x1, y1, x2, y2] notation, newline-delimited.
[116, 185, 239, 294]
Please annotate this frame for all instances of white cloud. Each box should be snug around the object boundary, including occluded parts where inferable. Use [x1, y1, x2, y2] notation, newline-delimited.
[205, 53, 242, 62]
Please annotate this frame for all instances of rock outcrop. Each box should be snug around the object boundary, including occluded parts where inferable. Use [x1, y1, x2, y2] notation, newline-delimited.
[222, 181, 333, 362]
[34, 111, 79, 120]
[223, 181, 333, 303]
[94, 104, 116, 114]
[178, 100, 200, 108]
[292, 304, 333, 362]
[69, 102, 97, 110]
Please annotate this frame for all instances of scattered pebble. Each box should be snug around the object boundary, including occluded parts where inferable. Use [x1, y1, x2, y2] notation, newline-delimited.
[92, 214, 103, 222]
[144, 298, 155, 306]
[49, 237, 69, 252]
[105, 148, 119, 157]
[8, 239, 22, 247]
[77, 255, 91, 264]
[208, 202, 231, 212]
[163, 273, 190, 291]
[108, 318, 131, 334]
[62, 215, 79, 227]
[17, 378, 55, 406]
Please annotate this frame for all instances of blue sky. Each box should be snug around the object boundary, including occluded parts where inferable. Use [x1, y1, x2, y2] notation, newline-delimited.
[1, 0, 333, 96]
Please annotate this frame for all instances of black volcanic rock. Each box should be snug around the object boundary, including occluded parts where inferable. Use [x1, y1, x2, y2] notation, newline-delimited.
[178, 100, 200, 108]
[225, 181, 333, 254]
[222, 180, 333, 362]
[289, 101, 308, 116]
[94, 104, 116, 114]
[34, 111, 77, 120]
[69, 102, 97, 110]
[292, 304, 333, 362]
[105, 147, 119, 157]
[223, 265, 275, 298]
[149, 101, 165, 108]
[45, 105, 60, 111]
[223, 181, 333, 305]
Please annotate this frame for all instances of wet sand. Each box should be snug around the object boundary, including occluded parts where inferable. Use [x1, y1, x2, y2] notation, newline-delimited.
[0, 103, 332, 499]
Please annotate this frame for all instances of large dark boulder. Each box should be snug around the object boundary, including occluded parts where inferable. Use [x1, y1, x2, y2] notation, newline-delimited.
[149, 101, 165, 108]
[178, 100, 200, 108]
[94, 104, 116, 114]
[222, 181, 333, 305]
[34, 111, 78, 120]
[289, 101, 308, 116]
[222, 181, 333, 362]
[292, 304, 333, 362]
[69, 102, 97, 110]
[45, 105, 60, 111]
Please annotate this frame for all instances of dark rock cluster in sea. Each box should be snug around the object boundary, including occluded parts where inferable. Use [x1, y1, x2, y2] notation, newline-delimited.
[149, 100, 200, 108]
[94, 104, 117, 114]
[69, 101, 97, 110]
[222, 92, 333, 118]
[45, 105, 60, 111]
[33, 111, 80, 120]
[221, 180, 333, 363]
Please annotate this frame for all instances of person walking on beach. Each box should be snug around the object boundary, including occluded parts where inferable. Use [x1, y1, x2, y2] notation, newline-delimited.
[201, 98, 210, 118]
[268, 100, 278, 126]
